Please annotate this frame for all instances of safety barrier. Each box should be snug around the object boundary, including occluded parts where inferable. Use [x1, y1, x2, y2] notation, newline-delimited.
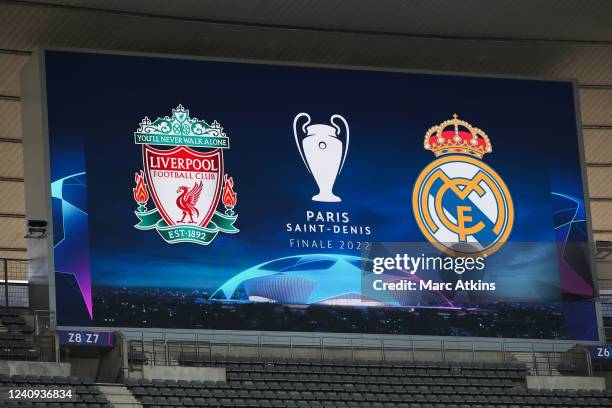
[122, 330, 592, 376]
[0, 258, 29, 307]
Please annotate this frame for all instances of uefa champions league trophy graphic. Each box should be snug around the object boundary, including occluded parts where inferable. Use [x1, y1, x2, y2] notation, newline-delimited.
[293, 113, 350, 202]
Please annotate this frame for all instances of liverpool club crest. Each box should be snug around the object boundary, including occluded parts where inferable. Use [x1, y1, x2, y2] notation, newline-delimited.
[132, 105, 239, 245]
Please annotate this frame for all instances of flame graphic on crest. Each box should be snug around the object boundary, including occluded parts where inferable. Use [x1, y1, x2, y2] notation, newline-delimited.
[133, 170, 149, 203]
[222, 175, 237, 207]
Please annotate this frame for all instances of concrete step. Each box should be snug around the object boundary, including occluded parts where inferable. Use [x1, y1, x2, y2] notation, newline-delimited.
[512, 352, 560, 376]
[98, 385, 142, 408]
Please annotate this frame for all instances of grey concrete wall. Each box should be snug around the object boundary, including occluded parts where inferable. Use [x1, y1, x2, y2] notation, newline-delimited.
[208, 343, 507, 362]
[65, 357, 99, 380]
[596, 371, 612, 390]
[0, 361, 70, 376]
[96, 345, 123, 383]
[130, 366, 225, 382]
[526, 375, 606, 391]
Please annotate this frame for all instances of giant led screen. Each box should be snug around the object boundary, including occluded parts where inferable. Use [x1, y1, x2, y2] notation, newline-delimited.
[43, 50, 597, 340]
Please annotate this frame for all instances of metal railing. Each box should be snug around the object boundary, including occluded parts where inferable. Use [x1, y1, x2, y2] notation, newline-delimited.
[123, 330, 592, 376]
[33, 332, 59, 363]
[516, 349, 591, 376]
[34, 310, 56, 335]
[600, 302, 612, 343]
[128, 337, 211, 369]
[0, 310, 58, 363]
[0, 258, 29, 308]
[0, 331, 58, 363]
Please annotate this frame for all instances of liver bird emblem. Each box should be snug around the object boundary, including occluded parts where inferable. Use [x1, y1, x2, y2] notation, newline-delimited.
[176, 181, 203, 223]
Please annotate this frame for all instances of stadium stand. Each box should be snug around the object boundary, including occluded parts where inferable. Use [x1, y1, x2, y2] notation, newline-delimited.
[0, 309, 38, 361]
[125, 357, 612, 408]
[0, 374, 111, 407]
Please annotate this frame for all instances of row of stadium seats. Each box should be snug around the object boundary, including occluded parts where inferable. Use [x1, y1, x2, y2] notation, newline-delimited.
[135, 403, 612, 408]
[131, 392, 612, 408]
[167, 357, 526, 380]
[206, 357, 525, 368]
[174, 356, 526, 372]
[0, 310, 37, 361]
[0, 375, 111, 407]
[129, 379, 610, 398]
[0, 375, 97, 385]
[128, 381, 520, 394]
[225, 372, 517, 386]
[124, 358, 612, 408]
[217, 365, 526, 378]
[0, 311, 34, 334]
[4, 404, 109, 408]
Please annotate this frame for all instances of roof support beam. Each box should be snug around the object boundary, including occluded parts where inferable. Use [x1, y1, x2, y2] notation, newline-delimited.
[0, 138, 22, 144]
[0, 247, 26, 252]
[0, 213, 25, 218]
[583, 125, 612, 130]
[580, 85, 612, 90]
[4, 0, 612, 46]
[0, 177, 24, 183]
[0, 94, 19, 101]
[0, 48, 31, 56]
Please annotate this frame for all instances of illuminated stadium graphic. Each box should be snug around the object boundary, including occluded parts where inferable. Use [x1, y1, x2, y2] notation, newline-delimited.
[51, 171, 93, 319]
[212, 254, 384, 306]
[212, 253, 459, 308]
[41, 50, 598, 340]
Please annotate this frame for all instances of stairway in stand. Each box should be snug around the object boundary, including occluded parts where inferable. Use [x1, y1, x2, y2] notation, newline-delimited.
[98, 384, 143, 408]
[513, 352, 561, 376]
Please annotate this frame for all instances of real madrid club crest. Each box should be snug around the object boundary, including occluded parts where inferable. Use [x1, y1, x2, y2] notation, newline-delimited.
[132, 105, 239, 245]
[412, 114, 513, 257]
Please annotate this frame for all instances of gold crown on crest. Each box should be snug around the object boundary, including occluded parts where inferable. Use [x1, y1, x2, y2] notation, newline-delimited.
[424, 114, 492, 159]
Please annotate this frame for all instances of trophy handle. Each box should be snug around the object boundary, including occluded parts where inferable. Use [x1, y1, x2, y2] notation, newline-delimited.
[293, 112, 312, 174]
[330, 114, 349, 174]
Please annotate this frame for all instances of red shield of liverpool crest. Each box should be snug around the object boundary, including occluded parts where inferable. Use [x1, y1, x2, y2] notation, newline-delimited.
[143, 145, 223, 228]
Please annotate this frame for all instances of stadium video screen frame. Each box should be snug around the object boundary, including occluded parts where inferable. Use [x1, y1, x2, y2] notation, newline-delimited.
[33, 49, 598, 340]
